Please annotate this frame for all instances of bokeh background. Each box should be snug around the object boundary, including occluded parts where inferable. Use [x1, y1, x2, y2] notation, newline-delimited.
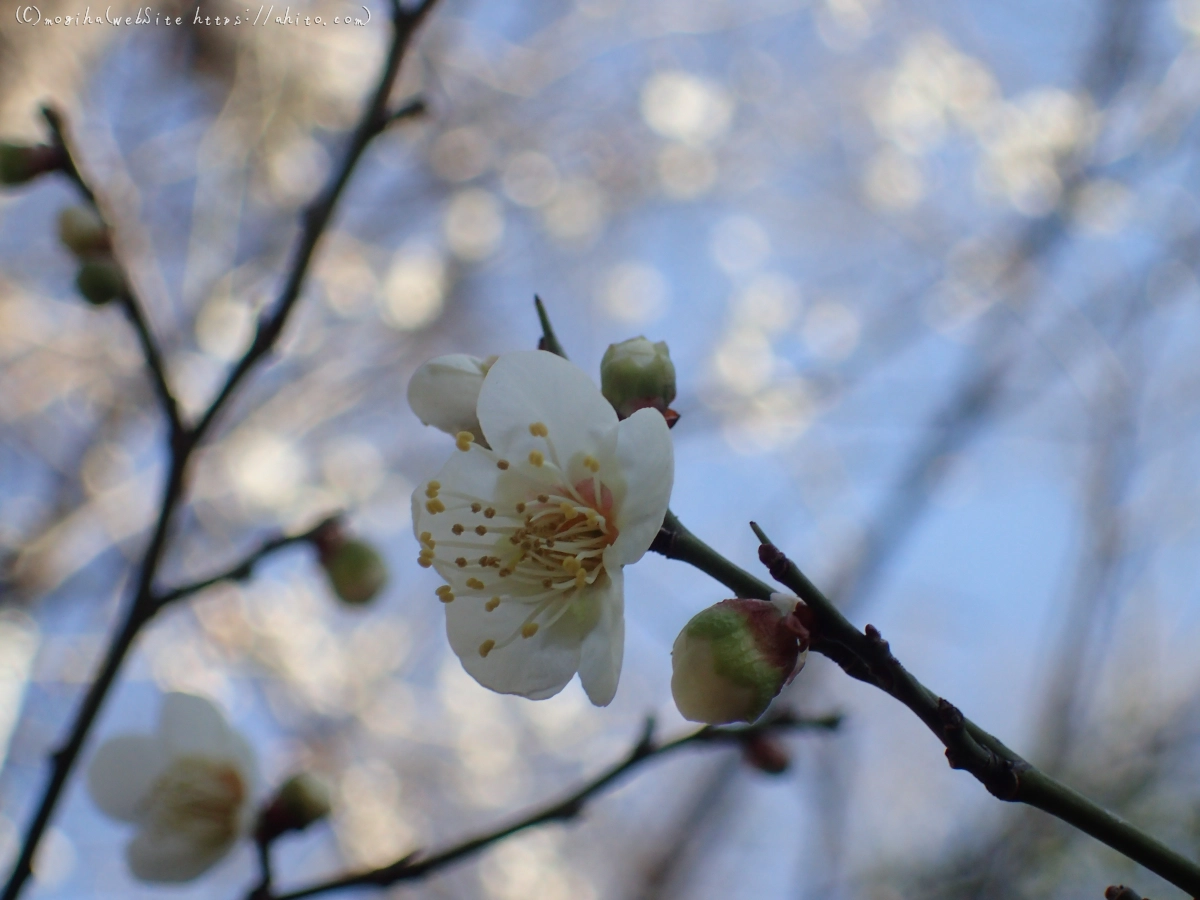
[4, 0, 1200, 897]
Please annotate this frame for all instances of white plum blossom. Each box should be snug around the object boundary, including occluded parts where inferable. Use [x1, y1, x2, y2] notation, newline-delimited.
[412, 350, 674, 706]
[406, 353, 496, 442]
[86, 693, 256, 883]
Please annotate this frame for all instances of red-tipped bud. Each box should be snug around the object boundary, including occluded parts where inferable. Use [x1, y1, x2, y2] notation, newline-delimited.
[600, 336, 677, 420]
[671, 594, 809, 725]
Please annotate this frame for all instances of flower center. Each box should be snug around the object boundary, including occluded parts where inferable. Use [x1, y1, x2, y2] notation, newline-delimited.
[419, 421, 621, 655]
[139, 756, 245, 848]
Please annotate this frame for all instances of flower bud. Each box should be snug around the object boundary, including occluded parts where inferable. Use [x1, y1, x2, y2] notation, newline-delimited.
[256, 772, 332, 842]
[0, 142, 61, 186]
[407, 354, 495, 443]
[58, 205, 111, 257]
[741, 732, 791, 775]
[600, 337, 676, 420]
[322, 538, 388, 606]
[671, 594, 809, 725]
[75, 258, 127, 306]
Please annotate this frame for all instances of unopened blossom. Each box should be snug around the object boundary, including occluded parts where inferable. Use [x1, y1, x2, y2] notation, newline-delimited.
[412, 350, 674, 706]
[407, 353, 496, 443]
[600, 336, 676, 419]
[671, 593, 809, 725]
[86, 693, 256, 883]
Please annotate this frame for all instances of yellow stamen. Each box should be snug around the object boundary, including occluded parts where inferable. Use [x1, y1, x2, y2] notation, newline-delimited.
[455, 557, 468, 567]
[529, 450, 544, 467]
[425, 499, 445, 514]
[417, 556, 433, 568]
[485, 597, 500, 611]
[456, 431, 474, 452]
[575, 570, 587, 588]
[479, 639, 495, 657]
[497, 460, 510, 470]
[466, 577, 485, 590]
[583, 455, 600, 473]
[475, 525, 487, 536]
[529, 422, 549, 437]
[521, 622, 539, 638]
[439, 591, 455, 603]
[484, 507, 496, 519]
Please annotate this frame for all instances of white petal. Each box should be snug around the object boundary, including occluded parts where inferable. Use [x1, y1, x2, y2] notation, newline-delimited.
[577, 569, 624, 707]
[608, 407, 674, 566]
[158, 693, 233, 759]
[445, 593, 589, 700]
[407, 354, 488, 440]
[86, 735, 167, 822]
[477, 351, 618, 467]
[125, 829, 234, 883]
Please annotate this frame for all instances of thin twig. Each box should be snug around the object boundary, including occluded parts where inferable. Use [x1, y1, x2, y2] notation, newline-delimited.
[650, 513, 1200, 896]
[0, 5, 441, 898]
[253, 711, 842, 900]
[42, 106, 185, 445]
[534, 295, 567, 357]
[154, 515, 341, 608]
[190, 0, 440, 446]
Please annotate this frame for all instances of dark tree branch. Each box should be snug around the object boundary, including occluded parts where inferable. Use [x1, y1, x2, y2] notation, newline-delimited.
[41, 106, 185, 446]
[647, 512, 1200, 895]
[154, 515, 341, 608]
[1105, 886, 1147, 900]
[250, 712, 842, 900]
[0, 5, 441, 898]
[190, 0, 439, 446]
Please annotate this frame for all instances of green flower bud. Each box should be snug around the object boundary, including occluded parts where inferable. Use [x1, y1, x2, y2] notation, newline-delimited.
[0, 142, 60, 186]
[256, 772, 332, 842]
[600, 336, 676, 419]
[75, 259, 127, 306]
[58, 205, 110, 257]
[671, 595, 808, 725]
[323, 538, 387, 606]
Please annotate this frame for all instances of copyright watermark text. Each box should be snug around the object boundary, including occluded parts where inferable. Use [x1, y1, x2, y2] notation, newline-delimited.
[14, 4, 371, 26]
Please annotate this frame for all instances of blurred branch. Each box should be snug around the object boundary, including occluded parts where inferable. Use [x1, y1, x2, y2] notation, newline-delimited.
[190, 0, 439, 446]
[154, 515, 341, 608]
[41, 106, 185, 446]
[0, 4, 441, 899]
[254, 711, 843, 900]
[647, 513, 1200, 896]
[1105, 887, 1148, 900]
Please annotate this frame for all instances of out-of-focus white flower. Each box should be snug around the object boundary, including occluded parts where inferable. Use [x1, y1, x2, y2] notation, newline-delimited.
[413, 350, 674, 706]
[671, 594, 809, 725]
[407, 353, 496, 443]
[86, 693, 256, 883]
